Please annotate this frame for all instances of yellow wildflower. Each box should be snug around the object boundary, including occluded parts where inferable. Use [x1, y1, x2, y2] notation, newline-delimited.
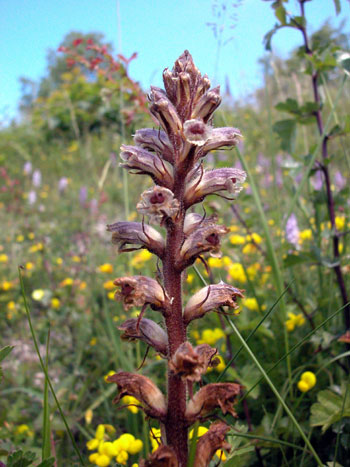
[242, 297, 259, 312]
[89, 453, 99, 463]
[60, 277, 73, 287]
[85, 408, 93, 425]
[131, 249, 153, 268]
[51, 298, 60, 309]
[186, 273, 194, 284]
[335, 216, 345, 230]
[268, 219, 275, 226]
[87, 438, 99, 450]
[16, 234, 24, 242]
[95, 424, 105, 441]
[107, 291, 115, 300]
[285, 312, 305, 332]
[242, 243, 257, 254]
[56, 257, 63, 265]
[98, 263, 113, 273]
[246, 263, 260, 280]
[25, 262, 34, 270]
[247, 233, 262, 244]
[79, 281, 87, 290]
[32, 289, 45, 301]
[72, 255, 81, 263]
[299, 229, 312, 242]
[229, 234, 245, 245]
[297, 371, 316, 392]
[104, 370, 116, 383]
[16, 424, 30, 434]
[95, 454, 111, 467]
[208, 257, 223, 268]
[128, 439, 143, 455]
[7, 301, 16, 311]
[1, 281, 13, 291]
[189, 426, 208, 438]
[103, 280, 115, 290]
[0, 254, 8, 263]
[90, 337, 97, 346]
[228, 263, 247, 283]
[122, 395, 141, 414]
[28, 232, 35, 240]
[116, 451, 128, 465]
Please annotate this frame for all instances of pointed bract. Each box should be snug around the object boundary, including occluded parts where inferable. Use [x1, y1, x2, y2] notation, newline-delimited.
[113, 276, 167, 312]
[194, 422, 231, 467]
[118, 318, 168, 355]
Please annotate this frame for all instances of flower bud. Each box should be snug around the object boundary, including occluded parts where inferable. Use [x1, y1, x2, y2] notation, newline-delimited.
[136, 186, 180, 224]
[113, 276, 167, 312]
[134, 128, 174, 164]
[120, 144, 173, 189]
[107, 372, 166, 419]
[139, 445, 178, 467]
[149, 87, 182, 136]
[184, 282, 244, 324]
[185, 383, 241, 422]
[179, 222, 229, 267]
[194, 422, 231, 467]
[191, 86, 221, 123]
[168, 342, 217, 382]
[184, 167, 246, 207]
[118, 318, 168, 355]
[106, 221, 165, 258]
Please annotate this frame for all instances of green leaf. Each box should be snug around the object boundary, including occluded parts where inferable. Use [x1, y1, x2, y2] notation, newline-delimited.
[310, 385, 350, 433]
[275, 98, 300, 114]
[283, 252, 317, 267]
[274, 5, 286, 25]
[273, 119, 297, 152]
[7, 450, 36, 467]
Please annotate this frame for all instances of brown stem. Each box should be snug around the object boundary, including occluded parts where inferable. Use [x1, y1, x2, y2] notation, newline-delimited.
[297, 0, 350, 334]
[163, 168, 188, 466]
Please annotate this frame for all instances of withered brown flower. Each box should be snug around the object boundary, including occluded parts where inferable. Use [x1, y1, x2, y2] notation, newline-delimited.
[168, 342, 217, 382]
[134, 128, 174, 164]
[139, 445, 178, 467]
[194, 422, 231, 467]
[185, 382, 242, 422]
[114, 276, 167, 312]
[107, 372, 166, 420]
[118, 318, 168, 356]
[184, 282, 244, 324]
[106, 221, 165, 258]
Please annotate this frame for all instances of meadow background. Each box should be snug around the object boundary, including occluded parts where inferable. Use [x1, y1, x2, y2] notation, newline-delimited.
[1, 0, 350, 466]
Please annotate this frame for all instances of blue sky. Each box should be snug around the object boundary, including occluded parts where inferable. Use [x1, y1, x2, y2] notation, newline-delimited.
[1, 0, 349, 123]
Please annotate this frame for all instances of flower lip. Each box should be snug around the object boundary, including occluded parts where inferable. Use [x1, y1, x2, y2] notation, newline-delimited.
[136, 186, 180, 225]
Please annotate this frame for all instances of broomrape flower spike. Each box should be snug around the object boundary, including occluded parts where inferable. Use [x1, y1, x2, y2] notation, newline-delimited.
[106, 50, 246, 466]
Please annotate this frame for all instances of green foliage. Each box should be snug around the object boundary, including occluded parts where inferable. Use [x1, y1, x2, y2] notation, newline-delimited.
[0, 346, 14, 383]
[310, 384, 350, 433]
[6, 450, 55, 467]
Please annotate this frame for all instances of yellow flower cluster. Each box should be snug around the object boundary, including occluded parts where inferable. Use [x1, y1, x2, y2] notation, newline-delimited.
[98, 263, 114, 274]
[87, 424, 142, 466]
[194, 328, 225, 346]
[189, 426, 227, 460]
[28, 242, 44, 253]
[0, 253, 8, 263]
[297, 371, 316, 392]
[149, 427, 161, 452]
[242, 297, 259, 312]
[15, 424, 34, 437]
[131, 249, 153, 268]
[285, 312, 305, 332]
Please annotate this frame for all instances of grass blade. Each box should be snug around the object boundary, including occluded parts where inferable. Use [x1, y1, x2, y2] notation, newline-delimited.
[42, 328, 51, 461]
[228, 319, 323, 466]
[19, 267, 86, 466]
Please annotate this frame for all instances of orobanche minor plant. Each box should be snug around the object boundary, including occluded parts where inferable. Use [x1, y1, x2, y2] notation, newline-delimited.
[106, 51, 246, 466]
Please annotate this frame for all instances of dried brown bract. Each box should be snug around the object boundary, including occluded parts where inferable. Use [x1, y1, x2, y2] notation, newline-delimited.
[113, 276, 167, 312]
[184, 282, 244, 324]
[194, 422, 231, 467]
[140, 445, 178, 467]
[186, 382, 242, 422]
[168, 342, 217, 382]
[107, 372, 166, 420]
[118, 318, 168, 355]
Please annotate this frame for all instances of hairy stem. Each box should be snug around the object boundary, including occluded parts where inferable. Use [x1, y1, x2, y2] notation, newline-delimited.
[163, 168, 188, 466]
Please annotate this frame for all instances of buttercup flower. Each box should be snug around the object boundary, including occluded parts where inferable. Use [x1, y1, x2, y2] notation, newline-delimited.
[297, 371, 316, 392]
